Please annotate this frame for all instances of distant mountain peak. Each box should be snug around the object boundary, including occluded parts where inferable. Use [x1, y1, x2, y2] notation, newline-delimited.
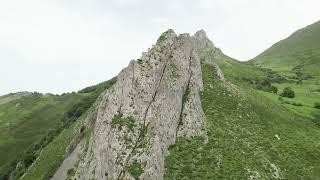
[252, 20, 320, 76]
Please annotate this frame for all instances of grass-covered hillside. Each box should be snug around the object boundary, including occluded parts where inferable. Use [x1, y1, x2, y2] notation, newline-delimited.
[167, 27, 320, 177]
[0, 78, 116, 179]
[21, 78, 116, 180]
[0, 92, 84, 179]
[247, 20, 320, 119]
[0, 92, 32, 105]
[1, 21, 319, 179]
[165, 62, 320, 179]
[221, 54, 320, 118]
[252, 20, 320, 77]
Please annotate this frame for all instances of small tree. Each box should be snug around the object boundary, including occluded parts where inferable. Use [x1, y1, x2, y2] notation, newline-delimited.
[280, 87, 295, 98]
[270, 86, 278, 94]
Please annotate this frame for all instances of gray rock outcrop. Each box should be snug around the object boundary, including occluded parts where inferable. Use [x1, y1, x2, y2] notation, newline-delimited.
[74, 29, 223, 179]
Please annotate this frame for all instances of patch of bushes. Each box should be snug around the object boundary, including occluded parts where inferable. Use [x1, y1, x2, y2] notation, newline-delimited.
[265, 70, 288, 83]
[31, 91, 43, 96]
[111, 113, 136, 131]
[157, 30, 172, 44]
[67, 168, 76, 177]
[314, 102, 320, 109]
[296, 79, 303, 85]
[254, 79, 278, 94]
[125, 160, 144, 179]
[237, 74, 281, 94]
[136, 125, 149, 149]
[270, 86, 278, 94]
[292, 66, 313, 81]
[280, 87, 295, 98]
[78, 77, 117, 94]
[63, 96, 96, 124]
[278, 96, 283, 101]
[291, 102, 303, 106]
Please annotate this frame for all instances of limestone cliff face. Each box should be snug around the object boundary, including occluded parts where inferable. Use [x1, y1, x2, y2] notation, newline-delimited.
[74, 29, 223, 179]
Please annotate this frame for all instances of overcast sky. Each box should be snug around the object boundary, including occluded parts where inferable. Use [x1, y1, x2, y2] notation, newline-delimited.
[1, 0, 319, 95]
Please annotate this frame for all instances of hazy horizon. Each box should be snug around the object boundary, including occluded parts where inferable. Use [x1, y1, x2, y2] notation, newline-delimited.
[1, 0, 320, 95]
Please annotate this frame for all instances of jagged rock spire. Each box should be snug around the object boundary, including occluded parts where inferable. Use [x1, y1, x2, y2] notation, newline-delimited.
[73, 29, 224, 180]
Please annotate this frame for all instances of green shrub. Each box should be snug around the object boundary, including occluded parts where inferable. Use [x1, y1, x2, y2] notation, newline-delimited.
[254, 79, 278, 94]
[280, 87, 295, 98]
[292, 102, 303, 106]
[67, 168, 76, 177]
[125, 161, 144, 179]
[270, 86, 278, 94]
[78, 77, 116, 94]
[111, 113, 136, 131]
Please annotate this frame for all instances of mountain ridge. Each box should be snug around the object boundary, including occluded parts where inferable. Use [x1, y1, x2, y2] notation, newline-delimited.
[252, 20, 320, 76]
[2, 24, 320, 179]
[69, 29, 225, 179]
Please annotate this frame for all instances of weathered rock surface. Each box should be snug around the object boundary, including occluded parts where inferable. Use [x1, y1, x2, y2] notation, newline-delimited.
[73, 29, 223, 179]
[51, 140, 85, 180]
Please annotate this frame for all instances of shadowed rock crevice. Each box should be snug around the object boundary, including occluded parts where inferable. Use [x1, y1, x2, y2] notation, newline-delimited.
[176, 49, 193, 137]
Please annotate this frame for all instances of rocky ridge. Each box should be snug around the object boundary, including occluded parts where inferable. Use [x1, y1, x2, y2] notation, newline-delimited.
[71, 29, 225, 179]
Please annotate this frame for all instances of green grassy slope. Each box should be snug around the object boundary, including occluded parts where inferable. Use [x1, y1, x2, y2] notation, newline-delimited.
[218, 55, 266, 82]
[165, 63, 320, 179]
[249, 20, 320, 118]
[0, 78, 116, 179]
[252, 20, 320, 76]
[0, 93, 84, 178]
[20, 77, 116, 180]
[222, 55, 320, 118]
[22, 111, 85, 180]
[0, 92, 32, 105]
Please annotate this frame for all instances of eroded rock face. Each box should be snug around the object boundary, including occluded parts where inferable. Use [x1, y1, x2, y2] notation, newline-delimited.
[75, 29, 222, 179]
